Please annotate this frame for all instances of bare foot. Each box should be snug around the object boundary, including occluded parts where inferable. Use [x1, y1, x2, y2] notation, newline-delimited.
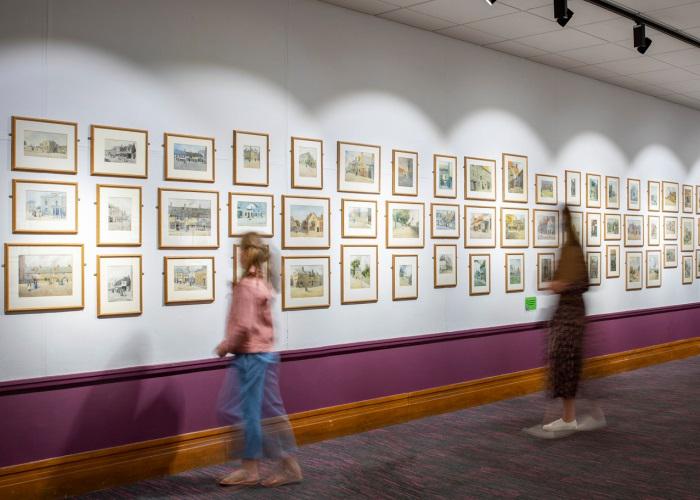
[262, 459, 303, 488]
[219, 468, 260, 487]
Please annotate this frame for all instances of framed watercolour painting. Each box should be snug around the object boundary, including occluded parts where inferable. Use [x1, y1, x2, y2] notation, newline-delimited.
[535, 174, 557, 205]
[164, 256, 215, 305]
[233, 244, 269, 284]
[606, 245, 620, 278]
[91, 125, 148, 178]
[341, 199, 377, 239]
[681, 217, 694, 252]
[464, 157, 496, 201]
[604, 213, 621, 241]
[648, 216, 660, 246]
[431, 203, 460, 239]
[386, 201, 424, 248]
[4, 243, 84, 313]
[537, 253, 555, 291]
[465, 206, 496, 248]
[646, 250, 661, 288]
[626, 251, 643, 291]
[12, 116, 77, 174]
[392, 149, 418, 196]
[696, 250, 700, 278]
[663, 181, 679, 212]
[12, 179, 78, 234]
[664, 216, 678, 241]
[606, 176, 620, 209]
[282, 256, 330, 310]
[469, 254, 490, 296]
[97, 184, 142, 246]
[648, 181, 660, 212]
[569, 211, 583, 245]
[624, 214, 644, 247]
[282, 195, 330, 249]
[682, 255, 693, 284]
[291, 137, 323, 189]
[697, 186, 700, 214]
[586, 212, 601, 247]
[337, 141, 380, 194]
[434, 154, 457, 198]
[434, 244, 457, 288]
[341, 245, 378, 304]
[586, 173, 601, 208]
[234, 130, 269, 186]
[501, 208, 529, 248]
[565, 170, 581, 206]
[664, 244, 678, 268]
[502, 153, 528, 203]
[228, 193, 274, 237]
[97, 255, 142, 317]
[533, 209, 559, 248]
[505, 253, 525, 293]
[164, 133, 215, 183]
[392, 255, 418, 300]
[587, 251, 601, 286]
[627, 178, 640, 211]
[683, 185, 693, 213]
[158, 188, 219, 249]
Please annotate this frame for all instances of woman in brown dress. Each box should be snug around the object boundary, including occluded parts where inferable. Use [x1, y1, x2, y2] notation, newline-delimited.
[543, 207, 589, 432]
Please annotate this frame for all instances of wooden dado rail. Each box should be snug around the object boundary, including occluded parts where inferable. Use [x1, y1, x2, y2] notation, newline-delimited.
[1, 337, 698, 499]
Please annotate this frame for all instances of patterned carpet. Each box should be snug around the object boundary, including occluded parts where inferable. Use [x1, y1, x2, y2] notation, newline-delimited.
[79, 356, 700, 499]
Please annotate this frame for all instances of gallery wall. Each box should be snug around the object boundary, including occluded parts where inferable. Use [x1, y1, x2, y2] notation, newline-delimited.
[2, 0, 700, 382]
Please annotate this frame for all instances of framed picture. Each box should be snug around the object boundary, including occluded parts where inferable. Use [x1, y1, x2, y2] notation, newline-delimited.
[4, 243, 84, 313]
[464, 157, 496, 201]
[663, 181, 679, 212]
[681, 217, 694, 252]
[164, 133, 215, 183]
[91, 125, 148, 178]
[587, 251, 601, 286]
[291, 137, 323, 189]
[537, 252, 555, 290]
[96, 255, 142, 317]
[392, 149, 418, 196]
[648, 181, 661, 212]
[586, 212, 601, 247]
[604, 213, 621, 241]
[696, 250, 700, 278]
[626, 251, 643, 291]
[234, 130, 269, 186]
[646, 250, 662, 288]
[233, 244, 269, 284]
[682, 255, 694, 284]
[606, 176, 620, 209]
[228, 193, 274, 237]
[337, 141, 380, 194]
[431, 203, 460, 239]
[533, 209, 559, 248]
[697, 186, 700, 214]
[502, 153, 528, 203]
[606, 245, 620, 278]
[282, 195, 330, 249]
[341, 245, 378, 304]
[386, 201, 425, 248]
[586, 173, 601, 208]
[465, 206, 496, 248]
[535, 174, 557, 205]
[565, 170, 581, 206]
[158, 188, 219, 249]
[97, 184, 142, 246]
[664, 244, 678, 268]
[469, 254, 491, 296]
[648, 216, 660, 246]
[392, 254, 418, 301]
[698, 218, 700, 247]
[12, 179, 78, 234]
[282, 256, 330, 310]
[624, 214, 644, 247]
[164, 256, 215, 305]
[434, 244, 457, 288]
[569, 210, 583, 245]
[663, 216, 678, 241]
[505, 253, 525, 293]
[501, 208, 529, 248]
[434, 154, 458, 198]
[341, 198, 377, 239]
[683, 185, 694, 213]
[627, 178, 640, 211]
[11, 116, 77, 174]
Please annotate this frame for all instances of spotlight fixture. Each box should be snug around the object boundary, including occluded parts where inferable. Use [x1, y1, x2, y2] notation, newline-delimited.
[634, 23, 653, 54]
[554, 0, 574, 27]
[484, 0, 497, 5]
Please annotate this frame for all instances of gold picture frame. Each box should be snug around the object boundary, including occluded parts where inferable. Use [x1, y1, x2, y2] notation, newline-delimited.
[433, 244, 457, 288]
[502, 153, 528, 203]
[392, 254, 419, 301]
[96, 254, 143, 317]
[12, 179, 78, 234]
[469, 253, 491, 296]
[96, 184, 142, 246]
[234, 130, 270, 187]
[157, 188, 220, 249]
[340, 245, 379, 304]
[282, 255, 331, 311]
[91, 124, 148, 178]
[392, 149, 418, 197]
[11, 116, 78, 174]
[164, 132, 215, 183]
[291, 136, 323, 190]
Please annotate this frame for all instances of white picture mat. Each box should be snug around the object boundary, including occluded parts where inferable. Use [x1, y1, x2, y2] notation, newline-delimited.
[235, 132, 269, 185]
[625, 215, 644, 247]
[159, 190, 219, 248]
[13, 118, 76, 172]
[229, 193, 273, 236]
[607, 246, 620, 278]
[587, 213, 601, 246]
[342, 246, 378, 302]
[465, 206, 496, 248]
[627, 252, 643, 289]
[393, 150, 418, 195]
[501, 209, 529, 247]
[431, 204, 459, 238]
[565, 171, 581, 205]
[470, 255, 490, 294]
[387, 202, 424, 248]
[166, 135, 214, 182]
[14, 181, 77, 233]
[393, 256, 418, 299]
[342, 199, 377, 238]
[93, 127, 147, 177]
[283, 196, 330, 248]
[587, 175, 601, 208]
[505, 254, 525, 292]
[465, 158, 496, 200]
[533, 210, 559, 247]
[604, 214, 621, 240]
[648, 216, 660, 245]
[627, 179, 640, 210]
[536, 175, 558, 203]
[338, 142, 380, 193]
[663, 182, 679, 212]
[683, 256, 693, 283]
[434, 156, 457, 197]
[283, 257, 330, 309]
[681, 217, 694, 251]
[292, 138, 322, 188]
[649, 182, 661, 211]
[165, 258, 214, 302]
[503, 155, 527, 203]
[435, 246, 457, 287]
[98, 186, 141, 245]
[646, 251, 662, 287]
[98, 256, 142, 315]
[606, 177, 619, 208]
[664, 216, 677, 240]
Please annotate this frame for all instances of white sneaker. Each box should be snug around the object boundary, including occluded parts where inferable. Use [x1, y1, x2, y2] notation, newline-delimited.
[542, 418, 578, 432]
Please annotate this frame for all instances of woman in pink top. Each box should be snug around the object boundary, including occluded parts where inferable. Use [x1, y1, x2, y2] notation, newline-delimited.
[216, 233, 302, 489]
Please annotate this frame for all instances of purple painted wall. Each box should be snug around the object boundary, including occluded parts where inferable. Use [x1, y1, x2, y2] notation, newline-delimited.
[1, 303, 698, 468]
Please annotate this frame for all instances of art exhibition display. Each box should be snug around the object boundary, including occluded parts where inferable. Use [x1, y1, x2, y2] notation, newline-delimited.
[282, 255, 330, 310]
[464, 157, 496, 201]
[386, 201, 424, 248]
[537, 252, 555, 290]
[586, 173, 601, 209]
[626, 251, 643, 290]
[648, 181, 661, 211]
[11, 116, 77, 174]
[341, 198, 377, 239]
[392, 254, 418, 300]
[96, 185, 142, 246]
[433, 244, 457, 288]
[158, 188, 219, 249]
[627, 178, 640, 211]
[96, 255, 142, 317]
[664, 244, 678, 268]
[340, 245, 378, 304]
[502, 153, 527, 203]
[4, 243, 84, 313]
[164, 133, 215, 183]
[337, 141, 380, 194]
[291, 137, 323, 190]
[535, 174, 557, 205]
[606, 245, 620, 278]
[606, 176, 620, 210]
[505, 253, 525, 293]
[464, 205, 496, 248]
[282, 195, 330, 249]
[681, 217, 694, 252]
[430, 203, 459, 239]
[624, 215, 644, 247]
[664, 216, 678, 241]
[587, 251, 601, 286]
[12, 179, 78, 234]
[533, 209, 559, 248]
[433, 154, 457, 199]
[682, 255, 693, 284]
[501, 208, 528, 248]
[163, 256, 215, 305]
[565, 170, 581, 206]
[682, 185, 693, 213]
[233, 244, 269, 284]
[91, 125, 148, 178]
[234, 130, 269, 186]
[648, 216, 660, 246]
[663, 181, 679, 212]
[468, 253, 490, 295]
[646, 250, 661, 288]
[228, 193, 274, 237]
[604, 213, 621, 241]
[392, 149, 418, 196]
[586, 212, 601, 247]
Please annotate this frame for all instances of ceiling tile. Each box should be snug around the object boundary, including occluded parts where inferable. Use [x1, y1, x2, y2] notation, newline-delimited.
[465, 11, 560, 39]
[383, 0, 431, 6]
[516, 28, 605, 51]
[663, 93, 700, 109]
[379, 7, 457, 31]
[632, 67, 700, 84]
[568, 64, 621, 80]
[409, 0, 517, 25]
[613, 0, 698, 13]
[527, 0, 618, 27]
[436, 24, 507, 45]
[485, 40, 549, 58]
[656, 78, 700, 93]
[647, 3, 700, 30]
[500, 0, 551, 10]
[575, 17, 632, 42]
[320, 0, 398, 15]
[595, 56, 674, 75]
[653, 48, 700, 68]
[560, 43, 639, 65]
[529, 52, 586, 69]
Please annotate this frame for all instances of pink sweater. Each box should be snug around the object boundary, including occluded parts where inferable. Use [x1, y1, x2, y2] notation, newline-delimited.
[219, 276, 275, 354]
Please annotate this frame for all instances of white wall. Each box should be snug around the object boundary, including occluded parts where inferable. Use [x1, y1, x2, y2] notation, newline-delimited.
[1, 0, 700, 382]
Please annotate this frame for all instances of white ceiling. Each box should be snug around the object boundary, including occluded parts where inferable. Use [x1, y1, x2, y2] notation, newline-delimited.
[319, 0, 700, 110]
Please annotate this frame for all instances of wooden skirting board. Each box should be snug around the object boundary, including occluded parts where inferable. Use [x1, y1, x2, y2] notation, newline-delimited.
[1, 337, 698, 499]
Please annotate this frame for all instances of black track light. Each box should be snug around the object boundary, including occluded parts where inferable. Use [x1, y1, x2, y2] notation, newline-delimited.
[484, 0, 497, 5]
[634, 23, 653, 54]
[554, 0, 574, 27]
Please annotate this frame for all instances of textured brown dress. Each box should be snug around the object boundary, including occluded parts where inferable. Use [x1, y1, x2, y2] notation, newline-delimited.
[548, 241, 589, 399]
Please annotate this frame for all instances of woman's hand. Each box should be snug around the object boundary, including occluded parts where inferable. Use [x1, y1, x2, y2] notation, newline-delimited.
[215, 342, 228, 358]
